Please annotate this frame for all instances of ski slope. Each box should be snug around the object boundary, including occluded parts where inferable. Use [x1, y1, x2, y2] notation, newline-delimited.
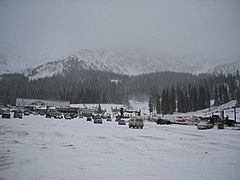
[0, 115, 240, 180]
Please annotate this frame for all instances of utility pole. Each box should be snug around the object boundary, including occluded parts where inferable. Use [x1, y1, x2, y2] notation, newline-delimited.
[233, 107, 237, 123]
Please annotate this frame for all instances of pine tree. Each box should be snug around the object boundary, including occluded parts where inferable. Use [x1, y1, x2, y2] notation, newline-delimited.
[223, 86, 229, 103]
[148, 97, 154, 113]
[214, 86, 220, 106]
[160, 89, 165, 114]
[192, 86, 198, 111]
[218, 85, 223, 104]
[198, 85, 206, 110]
[205, 87, 210, 108]
[98, 104, 102, 114]
[169, 86, 176, 114]
[155, 94, 161, 114]
[161, 89, 170, 114]
[165, 88, 170, 114]
[176, 87, 184, 113]
[236, 88, 240, 106]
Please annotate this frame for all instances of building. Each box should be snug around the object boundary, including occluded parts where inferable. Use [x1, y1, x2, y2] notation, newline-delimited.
[16, 98, 70, 108]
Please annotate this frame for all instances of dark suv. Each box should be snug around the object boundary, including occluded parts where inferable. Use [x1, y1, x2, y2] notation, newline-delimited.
[14, 110, 23, 119]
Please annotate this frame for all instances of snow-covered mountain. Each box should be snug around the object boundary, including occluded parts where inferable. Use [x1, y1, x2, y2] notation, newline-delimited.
[24, 49, 192, 79]
[1, 48, 239, 79]
[20, 49, 231, 79]
[209, 60, 240, 75]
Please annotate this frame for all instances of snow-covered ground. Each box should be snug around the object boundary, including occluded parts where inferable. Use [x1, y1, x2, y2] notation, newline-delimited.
[0, 115, 240, 180]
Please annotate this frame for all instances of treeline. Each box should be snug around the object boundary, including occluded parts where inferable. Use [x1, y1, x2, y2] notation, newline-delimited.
[0, 70, 239, 111]
[127, 71, 209, 100]
[0, 70, 130, 105]
[149, 72, 240, 114]
[0, 70, 207, 105]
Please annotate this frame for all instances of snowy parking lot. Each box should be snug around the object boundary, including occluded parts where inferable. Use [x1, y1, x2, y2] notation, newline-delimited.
[0, 115, 240, 180]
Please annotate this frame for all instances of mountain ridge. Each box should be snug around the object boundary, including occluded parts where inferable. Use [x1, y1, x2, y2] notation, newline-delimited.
[1, 48, 239, 79]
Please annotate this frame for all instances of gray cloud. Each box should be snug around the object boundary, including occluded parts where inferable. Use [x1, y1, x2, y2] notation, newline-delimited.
[0, 0, 240, 58]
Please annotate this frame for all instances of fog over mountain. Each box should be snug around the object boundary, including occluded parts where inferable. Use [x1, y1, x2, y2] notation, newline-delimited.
[0, 0, 240, 74]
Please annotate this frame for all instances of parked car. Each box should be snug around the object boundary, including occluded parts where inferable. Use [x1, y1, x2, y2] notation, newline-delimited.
[24, 111, 30, 116]
[69, 113, 78, 119]
[218, 123, 224, 129]
[87, 116, 92, 121]
[54, 113, 63, 119]
[2, 109, 11, 119]
[14, 110, 23, 119]
[64, 114, 71, 120]
[129, 117, 144, 129]
[118, 119, 126, 125]
[197, 120, 214, 130]
[107, 116, 112, 121]
[156, 118, 172, 125]
[211, 115, 222, 123]
[94, 115, 103, 124]
[46, 112, 52, 118]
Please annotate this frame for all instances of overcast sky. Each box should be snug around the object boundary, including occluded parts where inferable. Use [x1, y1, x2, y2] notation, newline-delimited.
[0, 0, 240, 58]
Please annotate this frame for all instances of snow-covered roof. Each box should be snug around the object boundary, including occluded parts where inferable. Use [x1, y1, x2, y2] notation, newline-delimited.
[16, 98, 70, 107]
